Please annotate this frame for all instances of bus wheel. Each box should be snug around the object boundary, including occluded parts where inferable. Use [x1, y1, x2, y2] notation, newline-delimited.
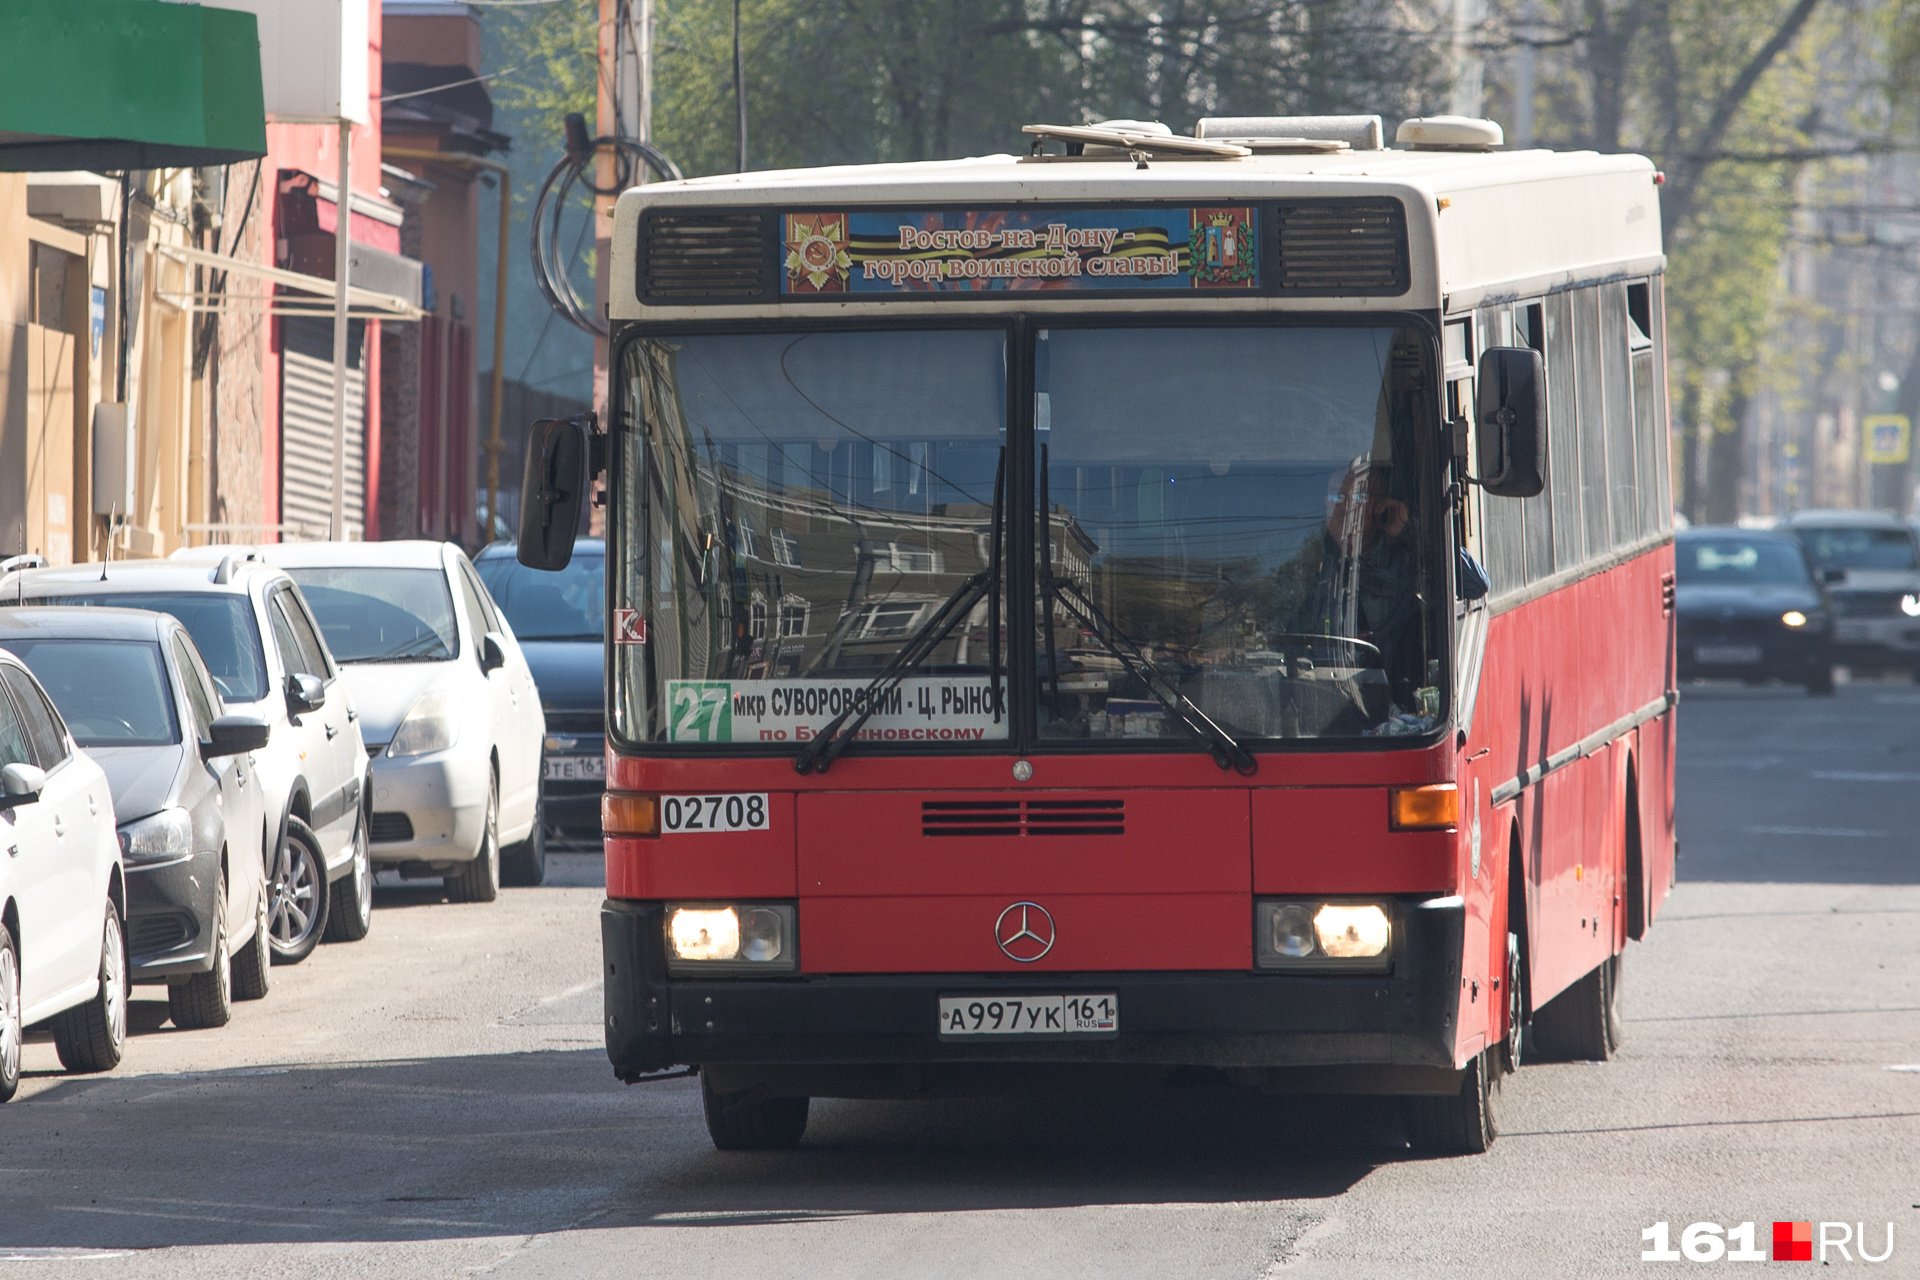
[1402, 1049, 1499, 1155]
[1529, 952, 1623, 1062]
[700, 1072, 809, 1151]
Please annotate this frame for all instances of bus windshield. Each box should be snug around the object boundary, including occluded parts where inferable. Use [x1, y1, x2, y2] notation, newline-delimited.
[613, 324, 1439, 748]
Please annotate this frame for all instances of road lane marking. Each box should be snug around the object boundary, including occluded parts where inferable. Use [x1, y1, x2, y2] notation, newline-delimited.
[0, 1248, 132, 1260]
[1812, 770, 1920, 782]
[1743, 825, 1888, 837]
[1886, 1064, 1920, 1073]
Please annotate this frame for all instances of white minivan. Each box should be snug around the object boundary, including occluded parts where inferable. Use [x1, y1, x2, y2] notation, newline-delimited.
[248, 542, 545, 902]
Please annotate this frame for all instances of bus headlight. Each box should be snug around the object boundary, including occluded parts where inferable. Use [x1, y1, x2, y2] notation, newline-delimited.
[665, 902, 797, 973]
[1255, 900, 1393, 972]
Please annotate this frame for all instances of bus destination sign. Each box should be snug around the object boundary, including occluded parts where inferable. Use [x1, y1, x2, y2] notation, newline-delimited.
[782, 207, 1258, 296]
[667, 677, 1010, 744]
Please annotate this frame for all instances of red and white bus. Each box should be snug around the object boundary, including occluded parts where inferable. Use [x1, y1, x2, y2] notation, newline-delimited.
[519, 114, 1677, 1154]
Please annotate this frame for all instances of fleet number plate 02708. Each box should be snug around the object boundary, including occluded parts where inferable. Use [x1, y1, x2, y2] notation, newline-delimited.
[660, 793, 770, 834]
[938, 994, 1118, 1037]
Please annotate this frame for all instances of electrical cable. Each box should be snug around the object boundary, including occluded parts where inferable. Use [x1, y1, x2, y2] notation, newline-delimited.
[529, 111, 681, 336]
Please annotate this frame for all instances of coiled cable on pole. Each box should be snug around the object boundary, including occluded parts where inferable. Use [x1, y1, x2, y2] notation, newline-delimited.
[530, 111, 682, 336]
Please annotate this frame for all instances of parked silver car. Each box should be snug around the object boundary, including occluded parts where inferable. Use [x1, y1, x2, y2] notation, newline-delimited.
[6, 556, 373, 962]
[0, 608, 271, 1033]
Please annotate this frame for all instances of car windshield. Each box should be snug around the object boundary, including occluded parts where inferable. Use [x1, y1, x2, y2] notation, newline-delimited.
[477, 552, 604, 641]
[39, 592, 267, 701]
[1795, 526, 1917, 571]
[0, 639, 178, 746]
[1676, 538, 1810, 586]
[612, 324, 1440, 748]
[284, 568, 459, 663]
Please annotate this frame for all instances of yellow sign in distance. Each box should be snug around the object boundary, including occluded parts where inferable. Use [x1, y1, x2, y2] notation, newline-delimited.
[1865, 414, 1910, 465]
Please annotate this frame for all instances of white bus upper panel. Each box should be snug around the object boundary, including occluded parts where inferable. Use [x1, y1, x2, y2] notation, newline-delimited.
[609, 148, 1662, 323]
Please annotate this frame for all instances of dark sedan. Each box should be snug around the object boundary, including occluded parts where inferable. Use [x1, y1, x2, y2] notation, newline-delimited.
[475, 538, 605, 849]
[1675, 528, 1834, 694]
[0, 607, 274, 1030]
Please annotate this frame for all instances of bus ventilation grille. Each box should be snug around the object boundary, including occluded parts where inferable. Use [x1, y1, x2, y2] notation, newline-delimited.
[1273, 201, 1409, 294]
[922, 799, 1124, 837]
[640, 211, 769, 303]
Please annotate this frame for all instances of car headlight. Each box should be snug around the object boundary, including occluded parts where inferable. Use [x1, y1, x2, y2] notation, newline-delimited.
[1904, 594, 1920, 618]
[389, 688, 459, 757]
[1781, 610, 1807, 628]
[1255, 900, 1393, 972]
[664, 903, 797, 973]
[119, 807, 193, 865]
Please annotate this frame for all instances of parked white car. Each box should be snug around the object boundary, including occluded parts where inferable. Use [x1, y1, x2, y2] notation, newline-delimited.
[246, 542, 544, 901]
[0, 649, 126, 1101]
[5, 556, 373, 962]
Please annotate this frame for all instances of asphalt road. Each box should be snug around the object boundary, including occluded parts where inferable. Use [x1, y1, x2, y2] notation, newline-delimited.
[2, 681, 1916, 1278]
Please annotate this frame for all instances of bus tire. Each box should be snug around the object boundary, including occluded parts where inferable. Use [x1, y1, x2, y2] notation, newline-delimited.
[1529, 952, 1623, 1062]
[1402, 1049, 1499, 1155]
[700, 1072, 809, 1150]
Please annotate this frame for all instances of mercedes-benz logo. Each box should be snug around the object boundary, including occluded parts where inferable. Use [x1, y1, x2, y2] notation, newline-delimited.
[994, 901, 1055, 963]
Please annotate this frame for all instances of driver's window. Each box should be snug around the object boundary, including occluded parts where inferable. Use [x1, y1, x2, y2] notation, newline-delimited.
[172, 634, 217, 745]
[271, 591, 325, 681]
[454, 565, 491, 644]
[0, 678, 32, 768]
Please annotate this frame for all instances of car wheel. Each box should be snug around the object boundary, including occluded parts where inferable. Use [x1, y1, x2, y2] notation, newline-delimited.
[1402, 1048, 1500, 1155]
[501, 782, 547, 888]
[50, 904, 126, 1073]
[323, 816, 374, 943]
[700, 1071, 810, 1150]
[1528, 951, 1623, 1062]
[445, 769, 501, 904]
[231, 875, 272, 1001]
[0, 926, 21, 1103]
[169, 875, 232, 1030]
[268, 818, 330, 965]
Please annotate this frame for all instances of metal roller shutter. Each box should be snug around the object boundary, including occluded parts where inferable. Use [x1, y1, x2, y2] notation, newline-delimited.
[280, 317, 366, 538]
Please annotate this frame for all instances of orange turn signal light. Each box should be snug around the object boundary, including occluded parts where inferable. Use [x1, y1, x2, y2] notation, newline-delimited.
[1389, 783, 1459, 831]
[602, 791, 660, 837]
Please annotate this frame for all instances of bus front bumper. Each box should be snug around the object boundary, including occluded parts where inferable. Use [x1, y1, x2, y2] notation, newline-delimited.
[600, 898, 1467, 1093]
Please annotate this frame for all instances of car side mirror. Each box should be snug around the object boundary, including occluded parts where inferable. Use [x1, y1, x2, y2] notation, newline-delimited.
[1822, 567, 1846, 584]
[518, 415, 597, 572]
[480, 632, 507, 674]
[1475, 347, 1547, 498]
[0, 762, 46, 810]
[204, 715, 271, 759]
[285, 672, 325, 715]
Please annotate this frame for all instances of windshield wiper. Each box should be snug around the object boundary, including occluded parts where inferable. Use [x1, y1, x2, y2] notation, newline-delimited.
[1037, 444, 1255, 776]
[796, 447, 1005, 775]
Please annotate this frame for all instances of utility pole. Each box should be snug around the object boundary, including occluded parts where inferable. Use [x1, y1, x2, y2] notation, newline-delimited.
[592, 0, 651, 528]
[331, 120, 351, 541]
[733, 0, 746, 171]
[1448, 0, 1486, 118]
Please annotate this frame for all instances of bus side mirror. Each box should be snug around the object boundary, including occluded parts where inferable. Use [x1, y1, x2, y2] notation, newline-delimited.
[1475, 347, 1546, 498]
[518, 415, 595, 571]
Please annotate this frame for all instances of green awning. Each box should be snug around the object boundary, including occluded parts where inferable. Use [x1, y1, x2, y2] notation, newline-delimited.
[0, 0, 266, 173]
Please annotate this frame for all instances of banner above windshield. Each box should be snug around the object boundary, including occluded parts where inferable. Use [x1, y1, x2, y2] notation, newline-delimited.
[782, 207, 1258, 296]
[667, 677, 1008, 744]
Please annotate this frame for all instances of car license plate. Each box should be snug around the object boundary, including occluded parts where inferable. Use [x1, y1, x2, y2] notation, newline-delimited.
[544, 755, 606, 781]
[1695, 644, 1762, 665]
[660, 793, 770, 833]
[938, 994, 1118, 1037]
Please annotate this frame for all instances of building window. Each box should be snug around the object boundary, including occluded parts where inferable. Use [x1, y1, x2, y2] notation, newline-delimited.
[778, 596, 809, 638]
[771, 529, 802, 568]
[886, 543, 943, 574]
[731, 523, 757, 559]
[750, 592, 767, 640]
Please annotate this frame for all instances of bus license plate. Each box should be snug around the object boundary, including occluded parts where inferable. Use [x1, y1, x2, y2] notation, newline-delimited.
[938, 994, 1118, 1038]
[1695, 644, 1762, 665]
[544, 755, 605, 781]
[660, 793, 770, 833]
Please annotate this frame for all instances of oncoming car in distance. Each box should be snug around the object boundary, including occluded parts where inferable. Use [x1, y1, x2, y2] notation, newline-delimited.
[0, 647, 126, 1101]
[0, 608, 272, 1033]
[1779, 509, 1920, 678]
[1674, 528, 1834, 694]
[246, 542, 545, 901]
[10, 555, 375, 963]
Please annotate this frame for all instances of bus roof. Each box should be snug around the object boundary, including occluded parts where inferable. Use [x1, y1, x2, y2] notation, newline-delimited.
[612, 146, 1662, 323]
